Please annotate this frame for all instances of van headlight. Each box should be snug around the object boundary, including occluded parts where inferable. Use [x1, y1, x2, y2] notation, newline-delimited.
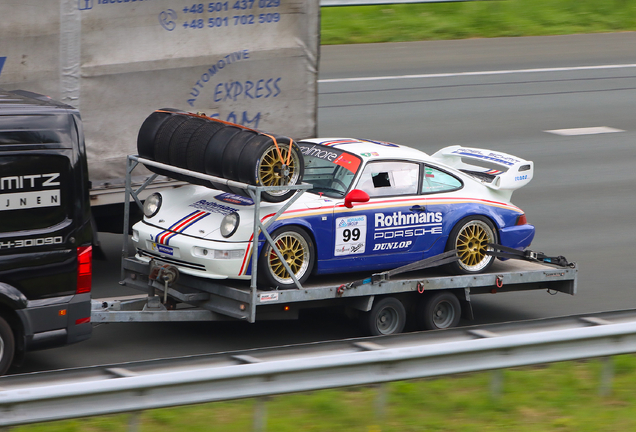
[143, 193, 162, 218]
[220, 212, 240, 238]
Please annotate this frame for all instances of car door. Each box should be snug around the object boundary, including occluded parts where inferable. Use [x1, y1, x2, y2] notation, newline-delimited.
[331, 160, 427, 272]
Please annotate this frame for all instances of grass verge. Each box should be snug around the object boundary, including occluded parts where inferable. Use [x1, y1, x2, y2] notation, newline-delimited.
[321, 0, 636, 44]
[13, 355, 636, 432]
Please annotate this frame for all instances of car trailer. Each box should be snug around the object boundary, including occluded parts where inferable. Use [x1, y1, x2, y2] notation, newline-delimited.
[91, 156, 578, 335]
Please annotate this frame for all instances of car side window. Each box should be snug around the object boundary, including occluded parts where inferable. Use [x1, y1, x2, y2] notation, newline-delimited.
[356, 161, 420, 197]
[421, 165, 462, 194]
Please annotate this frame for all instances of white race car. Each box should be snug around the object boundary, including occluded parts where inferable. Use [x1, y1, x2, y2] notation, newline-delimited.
[132, 138, 535, 288]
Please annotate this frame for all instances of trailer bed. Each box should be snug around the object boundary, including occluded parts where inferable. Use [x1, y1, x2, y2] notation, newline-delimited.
[91, 256, 576, 324]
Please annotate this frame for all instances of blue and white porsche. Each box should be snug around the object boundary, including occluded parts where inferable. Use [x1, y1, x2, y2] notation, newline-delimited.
[132, 139, 535, 289]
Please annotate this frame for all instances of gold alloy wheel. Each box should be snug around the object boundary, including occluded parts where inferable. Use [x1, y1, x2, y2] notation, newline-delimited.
[268, 231, 310, 285]
[455, 219, 495, 272]
[258, 144, 300, 196]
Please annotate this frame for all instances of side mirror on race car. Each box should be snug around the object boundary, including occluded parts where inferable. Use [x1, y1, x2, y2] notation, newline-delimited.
[344, 189, 370, 208]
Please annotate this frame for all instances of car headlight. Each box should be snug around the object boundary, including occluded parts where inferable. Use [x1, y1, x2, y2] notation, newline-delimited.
[143, 193, 162, 218]
[220, 212, 240, 238]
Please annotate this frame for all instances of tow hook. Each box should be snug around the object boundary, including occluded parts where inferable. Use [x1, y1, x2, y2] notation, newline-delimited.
[149, 261, 179, 304]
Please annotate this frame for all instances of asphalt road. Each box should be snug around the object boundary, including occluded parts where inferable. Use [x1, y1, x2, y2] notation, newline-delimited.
[13, 33, 636, 373]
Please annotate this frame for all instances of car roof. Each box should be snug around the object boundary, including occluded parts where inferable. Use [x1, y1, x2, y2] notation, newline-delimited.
[299, 138, 433, 163]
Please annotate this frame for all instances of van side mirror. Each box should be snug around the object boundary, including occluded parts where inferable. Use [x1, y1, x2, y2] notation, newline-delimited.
[344, 189, 370, 208]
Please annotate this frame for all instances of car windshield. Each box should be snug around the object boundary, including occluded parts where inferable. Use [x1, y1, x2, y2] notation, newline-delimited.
[299, 143, 362, 198]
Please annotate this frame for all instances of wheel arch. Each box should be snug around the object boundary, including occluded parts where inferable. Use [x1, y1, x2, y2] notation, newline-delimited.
[0, 301, 27, 367]
[261, 220, 318, 257]
[444, 212, 500, 250]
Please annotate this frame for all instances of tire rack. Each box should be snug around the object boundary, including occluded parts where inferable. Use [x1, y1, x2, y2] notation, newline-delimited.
[120, 155, 313, 323]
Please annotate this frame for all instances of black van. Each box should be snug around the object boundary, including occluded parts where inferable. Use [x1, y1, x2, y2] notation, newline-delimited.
[0, 89, 92, 375]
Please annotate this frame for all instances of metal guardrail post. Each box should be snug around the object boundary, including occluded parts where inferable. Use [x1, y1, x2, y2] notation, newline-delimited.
[253, 397, 268, 432]
[490, 369, 503, 400]
[374, 383, 388, 427]
[127, 412, 141, 432]
[599, 356, 614, 396]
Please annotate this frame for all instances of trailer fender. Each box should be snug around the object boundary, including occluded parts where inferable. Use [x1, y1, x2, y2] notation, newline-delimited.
[458, 288, 474, 321]
[348, 295, 374, 312]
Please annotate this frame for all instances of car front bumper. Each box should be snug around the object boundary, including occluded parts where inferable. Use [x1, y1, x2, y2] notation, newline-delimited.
[132, 222, 253, 280]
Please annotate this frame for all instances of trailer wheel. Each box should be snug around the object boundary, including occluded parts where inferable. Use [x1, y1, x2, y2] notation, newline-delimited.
[446, 216, 497, 274]
[417, 292, 461, 330]
[364, 297, 406, 336]
[258, 226, 315, 289]
[0, 316, 15, 376]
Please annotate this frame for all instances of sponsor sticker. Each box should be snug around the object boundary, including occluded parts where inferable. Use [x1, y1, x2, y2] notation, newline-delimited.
[335, 215, 367, 256]
[260, 292, 279, 302]
[214, 193, 254, 206]
[189, 199, 237, 215]
[451, 148, 520, 166]
[151, 242, 177, 257]
[298, 143, 362, 174]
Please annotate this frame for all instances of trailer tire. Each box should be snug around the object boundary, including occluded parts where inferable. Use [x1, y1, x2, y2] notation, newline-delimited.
[0, 316, 15, 376]
[169, 118, 207, 168]
[417, 291, 461, 330]
[154, 115, 190, 165]
[137, 108, 184, 160]
[363, 297, 406, 336]
[446, 216, 497, 274]
[221, 130, 261, 196]
[258, 226, 315, 289]
[186, 121, 226, 178]
[165, 117, 207, 182]
[203, 125, 244, 192]
[150, 115, 190, 178]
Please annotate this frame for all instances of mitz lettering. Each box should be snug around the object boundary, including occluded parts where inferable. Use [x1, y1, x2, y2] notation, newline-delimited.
[375, 211, 442, 227]
[0, 173, 60, 191]
[373, 241, 412, 251]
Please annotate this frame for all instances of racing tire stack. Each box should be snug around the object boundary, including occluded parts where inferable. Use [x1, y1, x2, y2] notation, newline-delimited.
[137, 109, 304, 203]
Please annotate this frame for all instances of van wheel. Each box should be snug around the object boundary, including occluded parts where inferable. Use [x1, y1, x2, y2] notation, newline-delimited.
[417, 292, 461, 330]
[363, 297, 406, 336]
[0, 316, 15, 376]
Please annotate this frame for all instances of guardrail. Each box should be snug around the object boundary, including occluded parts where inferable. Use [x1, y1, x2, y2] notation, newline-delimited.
[2, 309, 636, 428]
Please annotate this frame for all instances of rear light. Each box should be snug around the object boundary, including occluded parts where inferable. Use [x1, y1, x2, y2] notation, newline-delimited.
[516, 214, 528, 225]
[76, 245, 92, 294]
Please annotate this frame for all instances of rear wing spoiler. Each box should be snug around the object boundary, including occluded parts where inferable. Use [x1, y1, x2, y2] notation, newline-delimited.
[431, 146, 534, 193]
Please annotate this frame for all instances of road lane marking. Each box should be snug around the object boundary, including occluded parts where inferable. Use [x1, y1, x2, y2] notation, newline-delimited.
[319, 64, 636, 83]
[545, 127, 625, 136]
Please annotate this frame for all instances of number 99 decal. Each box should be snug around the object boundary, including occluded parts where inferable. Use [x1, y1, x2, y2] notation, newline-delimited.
[335, 216, 367, 256]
